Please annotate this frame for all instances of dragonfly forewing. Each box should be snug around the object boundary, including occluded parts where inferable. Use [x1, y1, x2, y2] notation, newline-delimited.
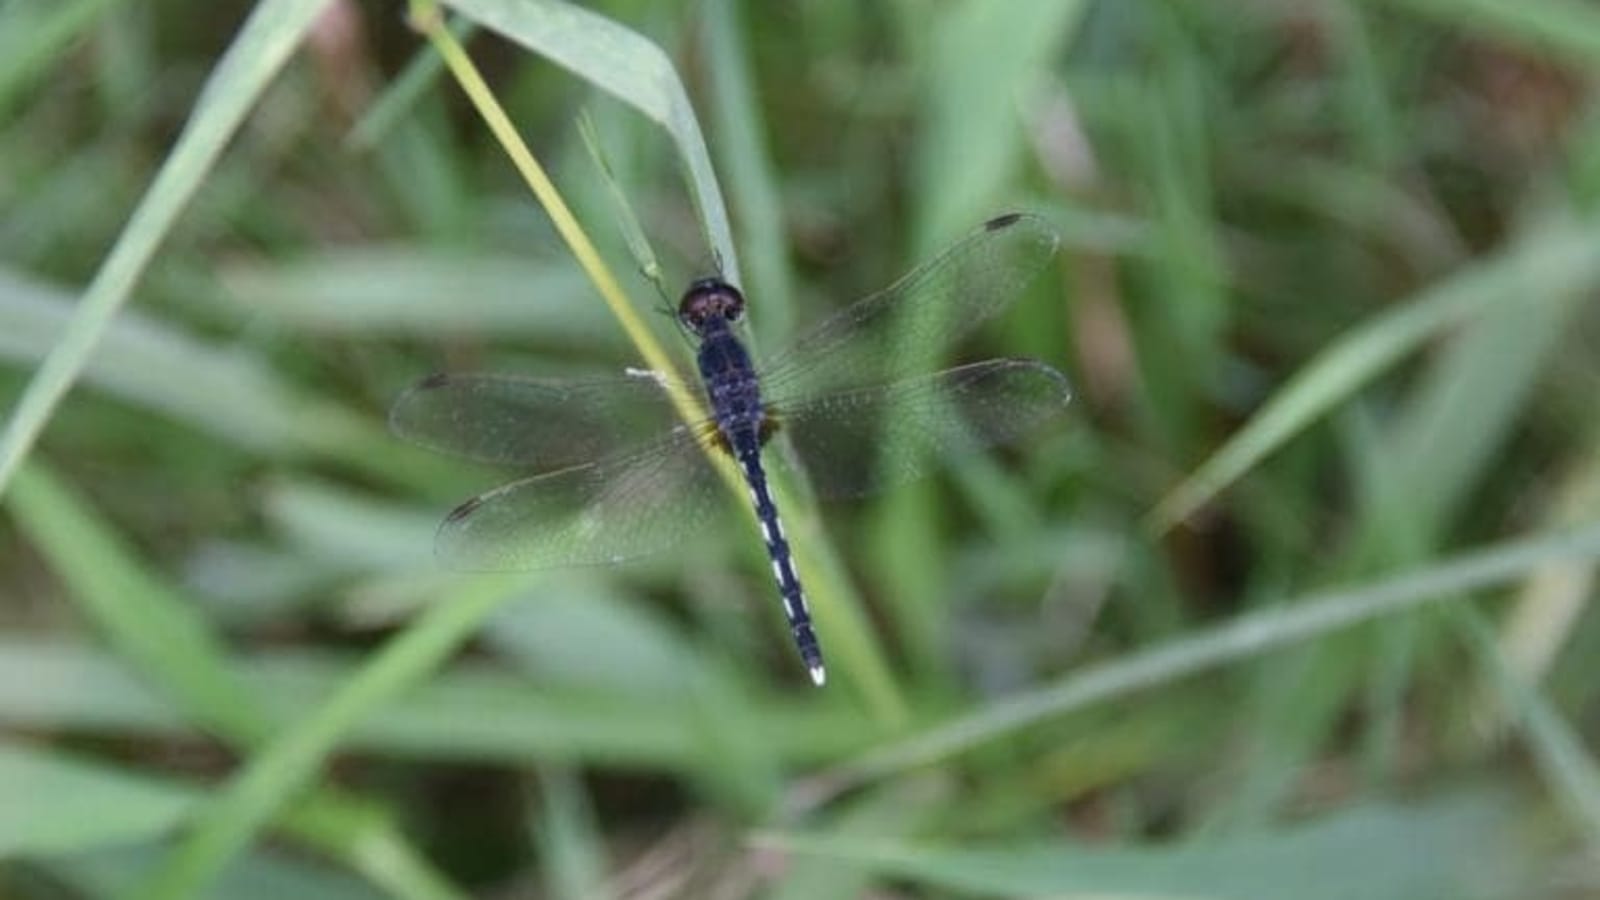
[757, 213, 1061, 400]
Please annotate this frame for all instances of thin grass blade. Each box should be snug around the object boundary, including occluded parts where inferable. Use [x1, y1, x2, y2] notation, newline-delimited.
[438, 0, 738, 281]
[822, 520, 1600, 791]
[0, 0, 333, 499]
[1149, 220, 1600, 532]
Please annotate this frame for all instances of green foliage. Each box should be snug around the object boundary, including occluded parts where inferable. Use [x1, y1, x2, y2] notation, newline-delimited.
[4, 0, 1600, 897]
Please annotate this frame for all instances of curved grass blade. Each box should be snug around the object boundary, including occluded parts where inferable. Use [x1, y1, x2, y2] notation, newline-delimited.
[438, 0, 738, 283]
[759, 791, 1526, 900]
[0, 266, 299, 454]
[0, 638, 873, 766]
[132, 575, 521, 900]
[1148, 220, 1600, 533]
[345, 16, 477, 152]
[0, 742, 196, 856]
[0, 266, 470, 496]
[817, 520, 1600, 795]
[219, 249, 606, 338]
[0, 0, 333, 500]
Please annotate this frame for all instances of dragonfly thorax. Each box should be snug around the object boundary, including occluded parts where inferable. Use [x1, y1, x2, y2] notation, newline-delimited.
[679, 277, 745, 336]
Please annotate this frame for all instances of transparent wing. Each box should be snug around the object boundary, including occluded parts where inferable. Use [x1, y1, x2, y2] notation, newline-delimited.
[758, 213, 1060, 399]
[769, 359, 1072, 499]
[389, 370, 687, 469]
[434, 426, 728, 571]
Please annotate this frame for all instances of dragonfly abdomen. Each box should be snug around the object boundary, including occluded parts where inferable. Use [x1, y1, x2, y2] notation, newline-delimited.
[731, 432, 824, 685]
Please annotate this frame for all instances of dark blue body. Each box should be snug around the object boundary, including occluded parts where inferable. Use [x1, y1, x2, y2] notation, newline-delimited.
[694, 314, 823, 683]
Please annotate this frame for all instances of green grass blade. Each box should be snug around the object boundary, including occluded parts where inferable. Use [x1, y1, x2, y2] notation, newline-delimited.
[218, 248, 607, 338]
[6, 463, 272, 744]
[63, 845, 389, 900]
[0, 742, 197, 856]
[531, 768, 610, 900]
[0, 265, 473, 496]
[824, 520, 1600, 790]
[576, 110, 666, 292]
[0, 266, 300, 453]
[1149, 219, 1600, 532]
[439, 0, 738, 281]
[345, 16, 477, 152]
[131, 576, 524, 899]
[0, 638, 872, 767]
[761, 791, 1526, 899]
[0, 0, 332, 499]
[1381, 252, 1590, 538]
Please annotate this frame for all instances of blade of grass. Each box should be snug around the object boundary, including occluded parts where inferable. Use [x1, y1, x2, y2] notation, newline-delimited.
[219, 248, 609, 337]
[0, 266, 299, 454]
[576, 110, 666, 293]
[0, 265, 471, 496]
[131, 574, 521, 900]
[344, 15, 477, 152]
[1148, 218, 1600, 533]
[0, 741, 197, 856]
[814, 519, 1600, 796]
[758, 791, 1525, 900]
[411, 5, 700, 421]
[435, 0, 738, 283]
[7, 463, 271, 745]
[62, 844, 389, 900]
[0, 639, 873, 767]
[0, 0, 333, 499]
[531, 768, 609, 900]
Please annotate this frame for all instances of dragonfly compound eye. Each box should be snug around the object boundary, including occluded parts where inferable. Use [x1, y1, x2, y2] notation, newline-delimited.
[679, 278, 745, 332]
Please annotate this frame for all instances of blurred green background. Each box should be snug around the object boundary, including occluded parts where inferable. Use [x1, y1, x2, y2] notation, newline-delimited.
[4, 0, 1600, 897]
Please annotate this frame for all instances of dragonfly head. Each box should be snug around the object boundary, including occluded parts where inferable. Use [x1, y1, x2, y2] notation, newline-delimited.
[678, 278, 745, 335]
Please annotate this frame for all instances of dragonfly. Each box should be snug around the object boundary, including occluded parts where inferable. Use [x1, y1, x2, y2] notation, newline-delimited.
[390, 212, 1071, 686]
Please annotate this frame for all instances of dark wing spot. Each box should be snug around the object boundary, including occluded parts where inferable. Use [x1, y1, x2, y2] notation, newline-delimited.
[419, 372, 452, 389]
[444, 494, 485, 523]
[984, 212, 1023, 230]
